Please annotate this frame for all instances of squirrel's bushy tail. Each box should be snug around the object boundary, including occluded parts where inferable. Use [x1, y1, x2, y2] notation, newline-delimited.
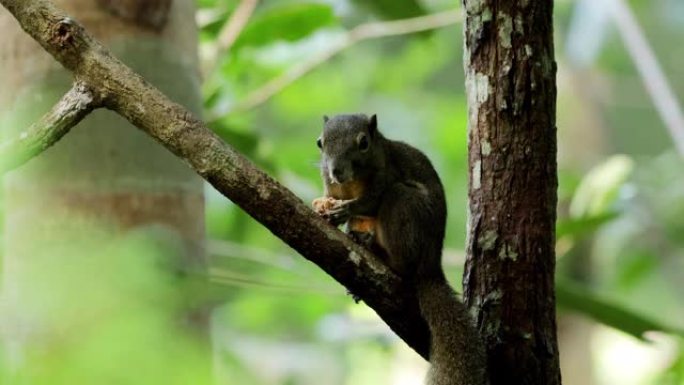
[416, 277, 488, 385]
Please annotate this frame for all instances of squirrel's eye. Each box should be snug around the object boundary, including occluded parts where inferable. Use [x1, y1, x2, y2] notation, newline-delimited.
[358, 134, 369, 152]
[316, 137, 323, 149]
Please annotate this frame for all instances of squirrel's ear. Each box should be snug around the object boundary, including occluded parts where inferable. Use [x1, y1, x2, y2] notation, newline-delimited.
[323, 115, 329, 123]
[369, 114, 378, 137]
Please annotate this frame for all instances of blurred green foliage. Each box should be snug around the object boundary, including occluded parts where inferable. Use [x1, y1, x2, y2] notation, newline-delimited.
[1, 228, 213, 385]
[234, 3, 337, 49]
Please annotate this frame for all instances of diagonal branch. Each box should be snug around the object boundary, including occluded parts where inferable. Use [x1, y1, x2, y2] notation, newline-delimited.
[0, 81, 98, 173]
[0, 0, 430, 358]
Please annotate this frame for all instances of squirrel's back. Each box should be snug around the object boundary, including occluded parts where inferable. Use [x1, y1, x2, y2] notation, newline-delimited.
[383, 139, 488, 385]
[383, 139, 447, 278]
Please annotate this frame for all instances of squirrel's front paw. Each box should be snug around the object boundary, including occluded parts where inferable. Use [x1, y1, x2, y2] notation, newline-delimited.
[313, 197, 353, 226]
[312, 197, 336, 215]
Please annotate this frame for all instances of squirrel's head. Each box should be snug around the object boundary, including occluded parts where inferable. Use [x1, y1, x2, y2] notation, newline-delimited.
[317, 113, 382, 184]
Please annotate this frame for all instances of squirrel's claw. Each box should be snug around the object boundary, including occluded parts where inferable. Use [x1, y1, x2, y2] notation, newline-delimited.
[325, 206, 350, 226]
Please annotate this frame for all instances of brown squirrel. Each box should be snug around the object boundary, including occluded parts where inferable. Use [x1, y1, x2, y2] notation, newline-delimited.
[312, 114, 488, 385]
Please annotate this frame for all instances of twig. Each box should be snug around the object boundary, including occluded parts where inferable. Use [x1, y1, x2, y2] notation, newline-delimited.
[223, 9, 462, 116]
[207, 238, 300, 272]
[0, 81, 98, 173]
[217, 0, 258, 55]
[209, 267, 342, 296]
[0, 0, 430, 359]
[610, 0, 684, 156]
[204, 0, 259, 75]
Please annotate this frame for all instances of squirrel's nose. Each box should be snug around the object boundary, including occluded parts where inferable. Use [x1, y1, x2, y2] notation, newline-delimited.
[332, 167, 344, 180]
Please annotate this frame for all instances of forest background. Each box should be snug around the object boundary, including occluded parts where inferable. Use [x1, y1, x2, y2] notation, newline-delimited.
[1, 0, 683, 384]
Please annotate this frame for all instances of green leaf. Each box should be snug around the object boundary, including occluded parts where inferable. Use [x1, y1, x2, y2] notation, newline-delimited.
[556, 211, 619, 239]
[233, 3, 337, 50]
[196, 0, 219, 9]
[657, 342, 684, 385]
[198, 5, 238, 38]
[614, 251, 658, 290]
[208, 120, 259, 156]
[350, 0, 426, 20]
[569, 154, 634, 218]
[200, 15, 227, 39]
[207, 119, 277, 173]
[556, 280, 684, 340]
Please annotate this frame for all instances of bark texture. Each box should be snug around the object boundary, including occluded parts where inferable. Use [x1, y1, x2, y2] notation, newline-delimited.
[0, 0, 431, 359]
[462, 1, 561, 385]
[97, 0, 172, 29]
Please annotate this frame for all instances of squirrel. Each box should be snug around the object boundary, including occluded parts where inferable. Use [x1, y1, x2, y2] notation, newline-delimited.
[312, 114, 488, 385]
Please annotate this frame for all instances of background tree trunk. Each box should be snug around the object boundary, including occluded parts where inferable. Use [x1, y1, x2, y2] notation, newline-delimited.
[462, 1, 561, 384]
[0, 0, 208, 381]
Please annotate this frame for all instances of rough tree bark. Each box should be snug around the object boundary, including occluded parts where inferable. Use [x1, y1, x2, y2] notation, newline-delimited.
[0, 0, 207, 379]
[462, 1, 561, 385]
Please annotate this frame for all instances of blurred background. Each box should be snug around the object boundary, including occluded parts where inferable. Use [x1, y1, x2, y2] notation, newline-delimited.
[1, 0, 684, 384]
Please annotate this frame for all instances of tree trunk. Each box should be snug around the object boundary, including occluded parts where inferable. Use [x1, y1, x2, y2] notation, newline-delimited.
[461, 1, 561, 384]
[0, 0, 207, 382]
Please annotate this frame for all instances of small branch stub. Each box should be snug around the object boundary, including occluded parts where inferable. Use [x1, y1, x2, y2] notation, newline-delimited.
[0, 81, 98, 173]
[51, 17, 76, 47]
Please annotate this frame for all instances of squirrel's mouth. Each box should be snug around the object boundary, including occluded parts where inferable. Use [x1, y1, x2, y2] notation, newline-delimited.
[328, 170, 354, 184]
[330, 175, 356, 185]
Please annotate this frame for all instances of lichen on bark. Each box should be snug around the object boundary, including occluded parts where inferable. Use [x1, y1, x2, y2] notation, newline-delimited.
[462, 0, 561, 384]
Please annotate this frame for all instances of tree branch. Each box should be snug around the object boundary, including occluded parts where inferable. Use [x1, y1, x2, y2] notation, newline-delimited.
[610, 0, 684, 156]
[0, 81, 98, 173]
[0, 0, 430, 358]
[223, 9, 462, 116]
